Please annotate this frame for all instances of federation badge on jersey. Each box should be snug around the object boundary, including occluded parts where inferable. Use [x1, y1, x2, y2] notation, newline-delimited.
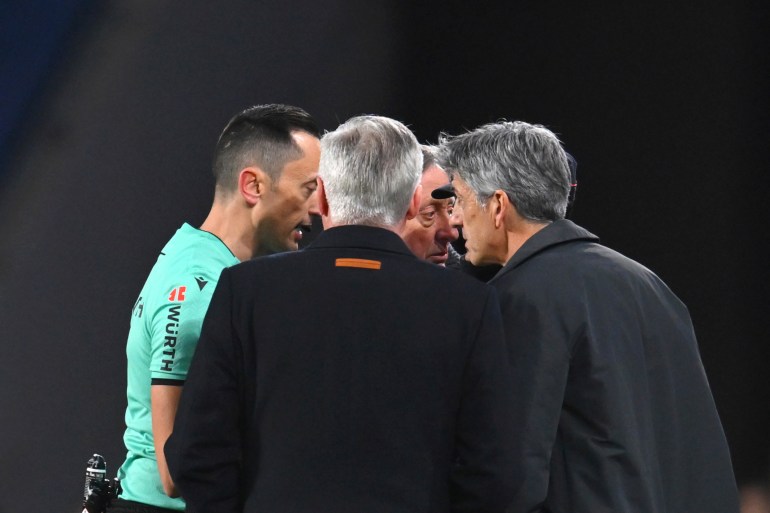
[168, 286, 187, 302]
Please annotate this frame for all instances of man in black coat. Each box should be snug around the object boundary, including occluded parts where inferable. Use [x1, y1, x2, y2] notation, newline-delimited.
[439, 121, 739, 513]
[165, 115, 517, 513]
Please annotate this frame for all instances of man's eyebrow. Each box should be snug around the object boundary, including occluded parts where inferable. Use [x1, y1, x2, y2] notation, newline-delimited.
[423, 199, 452, 208]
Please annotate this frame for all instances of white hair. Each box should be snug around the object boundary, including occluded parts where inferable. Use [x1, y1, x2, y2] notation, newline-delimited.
[320, 116, 422, 227]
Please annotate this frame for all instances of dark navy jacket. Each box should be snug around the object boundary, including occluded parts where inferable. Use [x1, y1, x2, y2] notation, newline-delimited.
[491, 220, 739, 513]
[166, 225, 517, 513]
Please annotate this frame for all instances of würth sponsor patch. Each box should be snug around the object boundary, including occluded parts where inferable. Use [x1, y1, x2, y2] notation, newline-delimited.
[160, 304, 181, 372]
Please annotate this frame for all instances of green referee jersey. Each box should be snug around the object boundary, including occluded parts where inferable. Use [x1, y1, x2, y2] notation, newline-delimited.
[118, 223, 239, 510]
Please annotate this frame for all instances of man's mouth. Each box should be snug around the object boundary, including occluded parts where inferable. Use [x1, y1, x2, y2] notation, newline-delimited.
[428, 251, 448, 265]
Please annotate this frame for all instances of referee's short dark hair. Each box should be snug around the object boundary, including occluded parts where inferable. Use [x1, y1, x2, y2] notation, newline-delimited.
[212, 104, 321, 193]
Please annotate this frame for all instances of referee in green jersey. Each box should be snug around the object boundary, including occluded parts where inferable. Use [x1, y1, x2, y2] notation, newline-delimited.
[112, 104, 322, 513]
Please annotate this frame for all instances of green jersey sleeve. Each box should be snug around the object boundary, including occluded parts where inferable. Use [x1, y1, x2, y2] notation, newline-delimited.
[148, 269, 220, 382]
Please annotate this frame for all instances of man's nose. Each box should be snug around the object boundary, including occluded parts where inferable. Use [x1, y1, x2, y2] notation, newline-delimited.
[436, 213, 459, 243]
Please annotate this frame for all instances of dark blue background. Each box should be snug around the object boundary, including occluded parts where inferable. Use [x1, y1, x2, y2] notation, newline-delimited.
[0, 0, 96, 177]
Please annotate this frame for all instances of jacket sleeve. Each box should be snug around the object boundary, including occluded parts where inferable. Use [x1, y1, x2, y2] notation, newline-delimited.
[497, 280, 572, 513]
[450, 287, 517, 513]
[164, 268, 243, 513]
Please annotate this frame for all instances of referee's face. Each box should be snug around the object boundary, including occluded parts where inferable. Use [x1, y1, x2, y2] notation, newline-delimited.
[255, 131, 321, 255]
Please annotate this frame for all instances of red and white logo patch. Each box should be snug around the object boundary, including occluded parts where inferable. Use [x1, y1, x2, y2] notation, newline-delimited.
[168, 286, 187, 302]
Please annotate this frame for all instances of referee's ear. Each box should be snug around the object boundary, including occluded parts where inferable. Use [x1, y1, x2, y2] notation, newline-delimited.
[238, 166, 270, 207]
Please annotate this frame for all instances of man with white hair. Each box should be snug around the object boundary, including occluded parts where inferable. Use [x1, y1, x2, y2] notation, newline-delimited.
[165, 115, 517, 513]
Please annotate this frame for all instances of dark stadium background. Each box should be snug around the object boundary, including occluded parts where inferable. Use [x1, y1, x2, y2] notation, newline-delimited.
[1, 2, 768, 511]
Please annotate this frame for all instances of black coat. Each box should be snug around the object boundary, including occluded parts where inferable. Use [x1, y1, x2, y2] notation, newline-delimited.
[165, 225, 518, 513]
[490, 220, 739, 513]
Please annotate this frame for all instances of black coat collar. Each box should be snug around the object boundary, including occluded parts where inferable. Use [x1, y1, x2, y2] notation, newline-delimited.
[305, 225, 416, 257]
[491, 220, 599, 282]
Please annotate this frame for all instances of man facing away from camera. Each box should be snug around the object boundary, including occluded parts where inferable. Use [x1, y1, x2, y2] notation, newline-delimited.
[165, 115, 517, 513]
[439, 121, 740, 513]
[112, 104, 321, 513]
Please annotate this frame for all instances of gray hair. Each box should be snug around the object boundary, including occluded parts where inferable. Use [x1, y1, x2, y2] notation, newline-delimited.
[438, 121, 571, 221]
[320, 116, 422, 227]
[420, 144, 439, 172]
